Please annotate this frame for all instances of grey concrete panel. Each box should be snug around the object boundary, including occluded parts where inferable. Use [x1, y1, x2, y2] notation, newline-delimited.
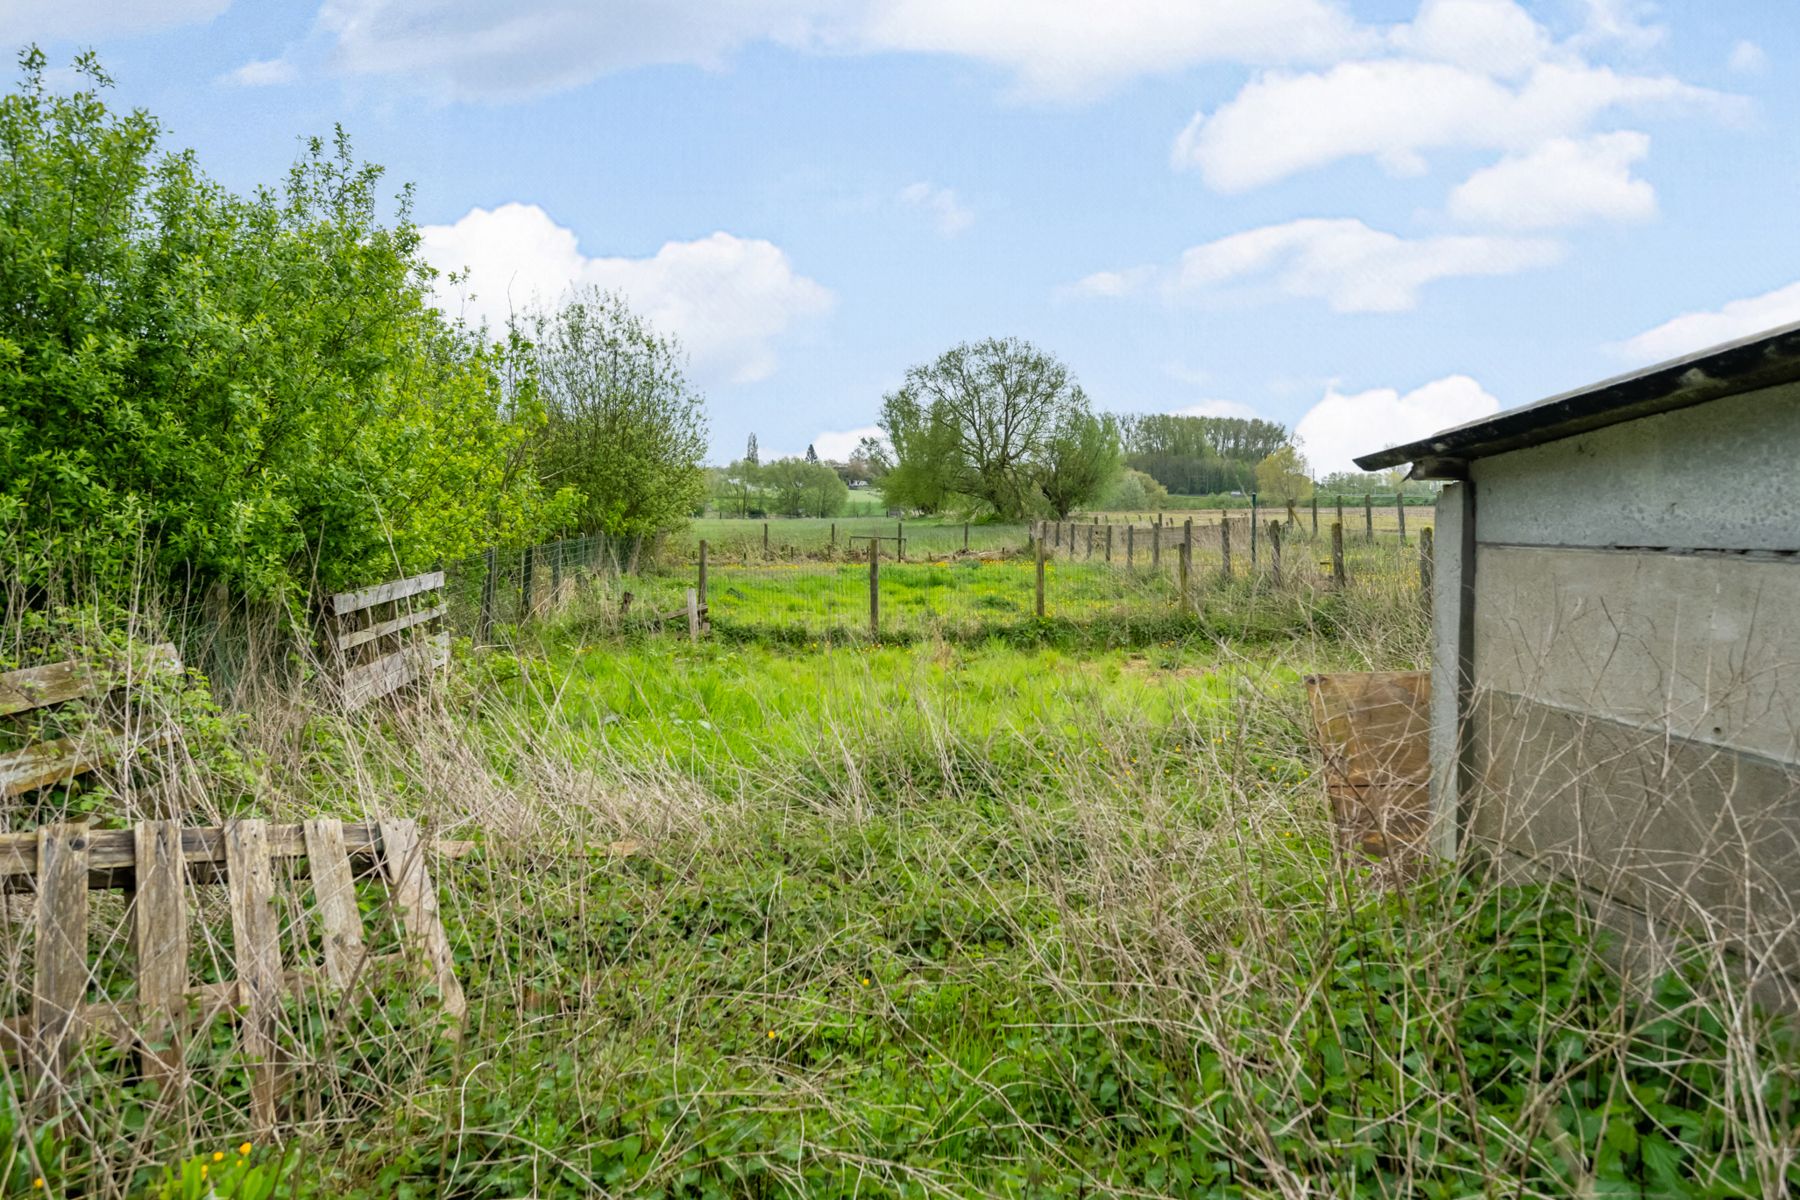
[1472, 381, 1800, 551]
[1467, 691, 1800, 977]
[1473, 545, 1800, 762]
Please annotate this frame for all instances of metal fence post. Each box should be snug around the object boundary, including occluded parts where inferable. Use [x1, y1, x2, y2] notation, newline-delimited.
[896, 520, 904, 562]
[1250, 493, 1259, 565]
[763, 522, 770, 556]
[698, 539, 709, 614]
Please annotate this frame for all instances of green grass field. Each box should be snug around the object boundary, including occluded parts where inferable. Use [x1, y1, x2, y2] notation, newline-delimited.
[8, 555, 1795, 1199]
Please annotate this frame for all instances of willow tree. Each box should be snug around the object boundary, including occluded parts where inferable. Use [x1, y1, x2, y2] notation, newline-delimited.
[523, 289, 708, 540]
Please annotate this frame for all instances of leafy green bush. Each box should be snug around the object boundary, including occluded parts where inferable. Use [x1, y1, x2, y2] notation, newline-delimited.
[0, 50, 570, 605]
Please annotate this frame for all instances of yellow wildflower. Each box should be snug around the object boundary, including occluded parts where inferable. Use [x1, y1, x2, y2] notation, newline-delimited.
[213, 1152, 225, 1162]
[239, 1143, 252, 1156]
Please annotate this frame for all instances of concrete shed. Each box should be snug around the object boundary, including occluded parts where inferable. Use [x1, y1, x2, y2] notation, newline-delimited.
[1358, 322, 1800, 1006]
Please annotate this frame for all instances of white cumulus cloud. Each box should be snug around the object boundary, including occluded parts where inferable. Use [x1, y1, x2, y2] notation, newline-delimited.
[0, 0, 228, 42]
[897, 182, 973, 236]
[1449, 131, 1654, 229]
[1170, 399, 1260, 420]
[1296, 375, 1502, 476]
[1070, 218, 1561, 314]
[419, 203, 834, 385]
[1727, 40, 1768, 76]
[223, 58, 299, 87]
[1610, 281, 1800, 364]
[1172, 58, 1724, 192]
[808, 426, 886, 461]
[307, 0, 1368, 101]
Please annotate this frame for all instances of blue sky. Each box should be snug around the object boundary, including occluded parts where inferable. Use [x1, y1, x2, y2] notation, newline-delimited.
[8, 1, 1800, 472]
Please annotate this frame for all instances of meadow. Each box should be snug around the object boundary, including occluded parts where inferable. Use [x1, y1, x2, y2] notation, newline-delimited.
[3, 552, 1795, 1199]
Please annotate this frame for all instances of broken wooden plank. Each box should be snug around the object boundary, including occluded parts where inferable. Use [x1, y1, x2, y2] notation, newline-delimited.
[340, 649, 421, 710]
[0, 644, 180, 717]
[332, 603, 446, 651]
[329, 571, 445, 616]
[0, 822, 475, 883]
[1, 737, 98, 798]
[377, 820, 467, 1025]
[303, 819, 367, 990]
[224, 820, 281, 1132]
[32, 824, 90, 1092]
[133, 820, 188, 1087]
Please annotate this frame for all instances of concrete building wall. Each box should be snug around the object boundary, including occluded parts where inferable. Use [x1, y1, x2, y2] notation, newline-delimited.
[1437, 381, 1800, 995]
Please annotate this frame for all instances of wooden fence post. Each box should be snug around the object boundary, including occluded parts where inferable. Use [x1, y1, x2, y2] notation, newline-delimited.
[478, 547, 496, 642]
[1268, 521, 1283, 587]
[1035, 535, 1046, 619]
[1178, 539, 1191, 608]
[1286, 500, 1299, 528]
[1396, 492, 1408, 544]
[1419, 525, 1434, 604]
[1126, 525, 1134, 566]
[1364, 494, 1374, 542]
[1086, 524, 1094, 560]
[897, 520, 904, 562]
[686, 589, 699, 643]
[830, 523, 836, 550]
[1336, 497, 1345, 536]
[698, 540, 709, 614]
[1152, 520, 1161, 568]
[1219, 519, 1232, 577]
[1332, 522, 1347, 588]
[1311, 494, 1318, 538]
[869, 540, 880, 637]
[1105, 524, 1114, 563]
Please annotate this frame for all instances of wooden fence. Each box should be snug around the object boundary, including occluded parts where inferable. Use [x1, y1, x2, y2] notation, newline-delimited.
[4, 818, 467, 1132]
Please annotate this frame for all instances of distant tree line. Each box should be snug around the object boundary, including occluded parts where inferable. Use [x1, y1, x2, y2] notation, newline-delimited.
[0, 51, 707, 607]
[1117, 413, 1289, 496]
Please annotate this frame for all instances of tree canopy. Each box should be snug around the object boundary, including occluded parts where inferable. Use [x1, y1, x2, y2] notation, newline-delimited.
[0, 51, 705, 607]
[877, 338, 1118, 519]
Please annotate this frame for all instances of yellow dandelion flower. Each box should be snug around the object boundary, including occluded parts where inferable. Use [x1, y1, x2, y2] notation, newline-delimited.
[32, 1180, 44, 1191]
[861, 977, 871, 987]
[239, 1143, 252, 1156]
[213, 1152, 225, 1162]
[201, 1166, 209, 1178]
[767, 1029, 776, 1039]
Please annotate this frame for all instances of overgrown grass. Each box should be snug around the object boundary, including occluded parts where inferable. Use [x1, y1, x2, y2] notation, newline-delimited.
[1, 566, 1795, 1198]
